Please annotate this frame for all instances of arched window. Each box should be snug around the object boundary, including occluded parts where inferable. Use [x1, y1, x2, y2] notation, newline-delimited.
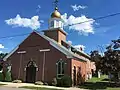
[51, 21, 54, 27]
[57, 60, 65, 78]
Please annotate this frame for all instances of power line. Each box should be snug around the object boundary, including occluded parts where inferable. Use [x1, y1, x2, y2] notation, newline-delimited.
[66, 22, 120, 34]
[0, 33, 30, 39]
[66, 12, 120, 27]
[0, 23, 118, 40]
[0, 12, 120, 39]
[0, 30, 42, 39]
[0, 20, 120, 39]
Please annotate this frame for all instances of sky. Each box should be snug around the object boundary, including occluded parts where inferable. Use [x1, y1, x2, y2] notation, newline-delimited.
[0, 0, 120, 54]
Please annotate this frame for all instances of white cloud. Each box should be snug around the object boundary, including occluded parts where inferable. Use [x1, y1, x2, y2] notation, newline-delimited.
[68, 40, 72, 45]
[0, 44, 4, 49]
[71, 4, 87, 11]
[38, 5, 41, 9]
[62, 13, 95, 35]
[40, 20, 44, 23]
[36, 5, 41, 13]
[5, 14, 43, 30]
[0, 51, 3, 53]
[74, 45, 86, 51]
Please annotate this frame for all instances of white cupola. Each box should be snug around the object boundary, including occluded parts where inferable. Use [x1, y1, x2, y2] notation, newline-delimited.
[49, 7, 64, 29]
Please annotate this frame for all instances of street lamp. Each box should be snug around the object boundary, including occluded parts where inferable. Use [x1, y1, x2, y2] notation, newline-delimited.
[17, 51, 26, 79]
[39, 49, 50, 82]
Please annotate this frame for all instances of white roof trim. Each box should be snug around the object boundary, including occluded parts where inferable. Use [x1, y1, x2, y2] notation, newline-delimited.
[62, 40, 90, 58]
[3, 46, 19, 61]
[3, 33, 31, 61]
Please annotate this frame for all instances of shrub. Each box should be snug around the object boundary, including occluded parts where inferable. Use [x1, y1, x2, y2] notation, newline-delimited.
[5, 71, 12, 82]
[57, 75, 72, 87]
[0, 72, 4, 81]
[35, 81, 44, 85]
[12, 80, 22, 83]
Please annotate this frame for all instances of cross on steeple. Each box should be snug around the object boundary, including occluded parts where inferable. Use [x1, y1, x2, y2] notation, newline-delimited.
[54, 0, 59, 9]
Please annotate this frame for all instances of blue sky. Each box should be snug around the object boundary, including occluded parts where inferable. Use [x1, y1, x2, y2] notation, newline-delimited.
[0, 0, 120, 54]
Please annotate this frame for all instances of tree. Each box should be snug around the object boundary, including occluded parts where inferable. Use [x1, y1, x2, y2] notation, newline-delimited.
[90, 50, 103, 77]
[0, 53, 8, 81]
[103, 37, 120, 81]
[0, 53, 8, 59]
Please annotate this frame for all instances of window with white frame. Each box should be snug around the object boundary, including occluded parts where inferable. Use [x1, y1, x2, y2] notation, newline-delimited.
[51, 21, 54, 27]
[57, 60, 65, 78]
[56, 21, 59, 28]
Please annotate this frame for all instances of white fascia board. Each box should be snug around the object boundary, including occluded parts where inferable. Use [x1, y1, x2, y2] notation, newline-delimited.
[3, 33, 31, 61]
[3, 46, 19, 61]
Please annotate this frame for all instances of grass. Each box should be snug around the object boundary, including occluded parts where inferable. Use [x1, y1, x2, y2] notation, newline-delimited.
[107, 88, 120, 90]
[20, 86, 63, 90]
[86, 75, 108, 83]
[79, 75, 120, 90]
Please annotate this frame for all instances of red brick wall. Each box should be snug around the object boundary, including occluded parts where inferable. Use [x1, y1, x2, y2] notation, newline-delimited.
[58, 30, 66, 44]
[44, 30, 58, 42]
[71, 58, 87, 85]
[6, 32, 71, 83]
[44, 29, 66, 45]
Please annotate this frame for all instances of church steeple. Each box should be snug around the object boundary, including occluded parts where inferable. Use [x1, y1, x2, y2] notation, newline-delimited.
[49, 0, 64, 29]
[51, 0, 61, 18]
[44, 0, 67, 45]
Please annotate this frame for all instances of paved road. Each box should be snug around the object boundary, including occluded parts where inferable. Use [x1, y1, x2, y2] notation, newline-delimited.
[0, 87, 31, 90]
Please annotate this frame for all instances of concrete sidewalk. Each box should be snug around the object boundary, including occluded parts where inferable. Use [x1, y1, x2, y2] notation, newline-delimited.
[0, 87, 31, 90]
[0, 82, 87, 90]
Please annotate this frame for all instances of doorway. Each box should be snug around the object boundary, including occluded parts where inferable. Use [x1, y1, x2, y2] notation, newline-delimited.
[26, 61, 37, 83]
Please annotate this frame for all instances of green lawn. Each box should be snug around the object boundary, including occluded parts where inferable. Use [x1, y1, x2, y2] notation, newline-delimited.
[87, 75, 108, 83]
[79, 75, 120, 90]
[107, 88, 120, 90]
[20, 86, 63, 90]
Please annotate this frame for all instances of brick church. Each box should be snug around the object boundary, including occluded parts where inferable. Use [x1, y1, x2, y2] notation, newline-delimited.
[3, 3, 95, 85]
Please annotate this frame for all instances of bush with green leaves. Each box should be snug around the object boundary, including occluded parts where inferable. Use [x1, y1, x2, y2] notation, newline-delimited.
[0, 72, 4, 81]
[5, 71, 12, 82]
[57, 75, 72, 87]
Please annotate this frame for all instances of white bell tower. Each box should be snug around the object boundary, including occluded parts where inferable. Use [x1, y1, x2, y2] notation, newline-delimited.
[48, 0, 64, 30]
[49, 17, 64, 29]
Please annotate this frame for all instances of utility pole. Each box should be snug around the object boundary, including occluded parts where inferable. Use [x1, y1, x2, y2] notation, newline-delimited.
[17, 51, 26, 79]
[39, 49, 50, 82]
